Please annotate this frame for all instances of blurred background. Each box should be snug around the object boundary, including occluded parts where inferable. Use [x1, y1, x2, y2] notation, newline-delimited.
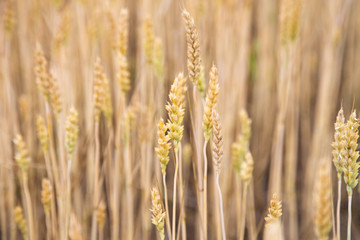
[1, 0, 360, 239]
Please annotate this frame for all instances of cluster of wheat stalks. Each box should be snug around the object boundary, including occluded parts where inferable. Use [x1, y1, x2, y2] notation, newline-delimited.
[1, 0, 360, 239]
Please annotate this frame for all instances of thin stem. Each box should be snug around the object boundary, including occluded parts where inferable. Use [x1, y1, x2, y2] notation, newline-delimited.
[216, 174, 226, 240]
[22, 173, 35, 240]
[203, 140, 208, 239]
[91, 123, 100, 240]
[172, 148, 179, 240]
[45, 212, 51, 240]
[179, 144, 187, 240]
[337, 178, 341, 240]
[347, 191, 352, 240]
[124, 129, 134, 240]
[163, 174, 172, 240]
[239, 183, 248, 240]
[64, 155, 72, 240]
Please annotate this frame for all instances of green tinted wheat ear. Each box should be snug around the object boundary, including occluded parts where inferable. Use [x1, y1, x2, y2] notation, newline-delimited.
[34, 43, 51, 101]
[331, 107, 346, 240]
[314, 160, 332, 240]
[280, 0, 301, 45]
[343, 111, 360, 193]
[14, 134, 31, 173]
[14, 206, 28, 240]
[241, 152, 254, 184]
[36, 116, 49, 154]
[3, 0, 15, 36]
[166, 73, 187, 150]
[151, 187, 166, 240]
[343, 110, 359, 240]
[48, 71, 62, 119]
[182, 9, 205, 96]
[154, 38, 164, 80]
[143, 18, 155, 65]
[41, 179, 52, 215]
[65, 107, 79, 157]
[203, 65, 220, 141]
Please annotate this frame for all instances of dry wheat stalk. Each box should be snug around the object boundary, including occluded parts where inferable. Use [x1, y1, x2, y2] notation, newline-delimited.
[314, 160, 332, 240]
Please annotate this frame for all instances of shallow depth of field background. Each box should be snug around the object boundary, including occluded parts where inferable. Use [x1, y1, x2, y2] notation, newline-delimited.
[1, 0, 360, 239]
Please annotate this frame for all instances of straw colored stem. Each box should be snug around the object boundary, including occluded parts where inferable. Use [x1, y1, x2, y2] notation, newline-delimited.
[179, 144, 187, 240]
[203, 140, 208, 239]
[240, 183, 248, 240]
[124, 129, 134, 239]
[337, 179, 341, 240]
[216, 174, 226, 240]
[347, 194, 352, 240]
[91, 122, 100, 240]
[172, 149, 179, 240]
[163, 174, 172, 239]
[22, 174, 35, 240]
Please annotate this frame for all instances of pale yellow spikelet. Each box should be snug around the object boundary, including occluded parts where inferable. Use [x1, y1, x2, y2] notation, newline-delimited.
[265, 193, 282, 223]
[93, 58, 106, 122]
[3, 0, 15, 36]
[233, 109, 252, 175]
[117, 9, 129, 55]
[182, 9, 205, 96]
[279, 0, 301, 45]
[14, 206, 28, 240]
[343, 110, 360, 194]
[13, 134, 31, 174]
[240, 151, 254, 184]
[212, 110, 223, 175]
[65, 107, 79, 157]
[116, 53, 131, 94]
[155, 118, 171, 175]
[154, 37, 164, 80]
[36, 115, 49, 154]
[96, 200, 106, 231]
[34, 43, 51, 101]
[143, 18, 155, 65]
[103, 73, 113, 125]
[151, 187, 166, 240]
[48, 71, 62, 119]
[331, 107, 346, 179]
[53, 8, 71, 52]
[69, 213, 83, 240]
[314, 160, 332, 240]
[203, 65, 220, 141]
[166, 73, 187, 149]
[41, 178, 52, 215]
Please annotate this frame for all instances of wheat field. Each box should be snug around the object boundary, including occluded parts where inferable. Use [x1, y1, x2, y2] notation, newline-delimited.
[1, 0, 360, 239]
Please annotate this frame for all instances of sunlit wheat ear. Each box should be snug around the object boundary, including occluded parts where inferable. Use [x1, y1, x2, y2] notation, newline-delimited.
[151, 187, 166, 240]
[96, 200, 106, 231]
[182, 9, 205, 96]
[36, 115, 49, 154]
[53, 9, 70, 52]
[265, 193, 282, 223]
[34, 43, 51, 101]
[65, 107, 79, 157]
[155, 118, 171, 175]
[14, 206, 28, 240]
[143, 18, 155, 65]
[203, 65, 220, 141]
[116, 53, 131, 94]
[212, 110, 223, 175]
[240, 151, 254, 184]
[331, 107, 346, 178]
[13, 134, 31, 174]
[314, 160, 332, 240]
[343, 110, 360, 194]
[48, 71, 62, 119]
[93, 58, 106, 122]
[232, 109, 252, 175]
[279, 0, 301, 45]
[165, 73, 187, 150]
[3, 0, 15, 36]
[41, 178, 52, 215]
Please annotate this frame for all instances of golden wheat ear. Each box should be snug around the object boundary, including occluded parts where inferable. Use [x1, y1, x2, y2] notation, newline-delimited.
[151, 187, 166, 240]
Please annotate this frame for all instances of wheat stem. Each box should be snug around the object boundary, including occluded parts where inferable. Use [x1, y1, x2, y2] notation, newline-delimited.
[203, 140, 208, 239]
[240, 183, 248, 240]
[163, 174, 172, 239]
[337, 178, 341, 240]
[347, 192, 352, 240]
[91, 122, 100, 240]
[22, 174, 35, 240]
[215, 174, 226, 240]
[172, 148, 179, 240]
